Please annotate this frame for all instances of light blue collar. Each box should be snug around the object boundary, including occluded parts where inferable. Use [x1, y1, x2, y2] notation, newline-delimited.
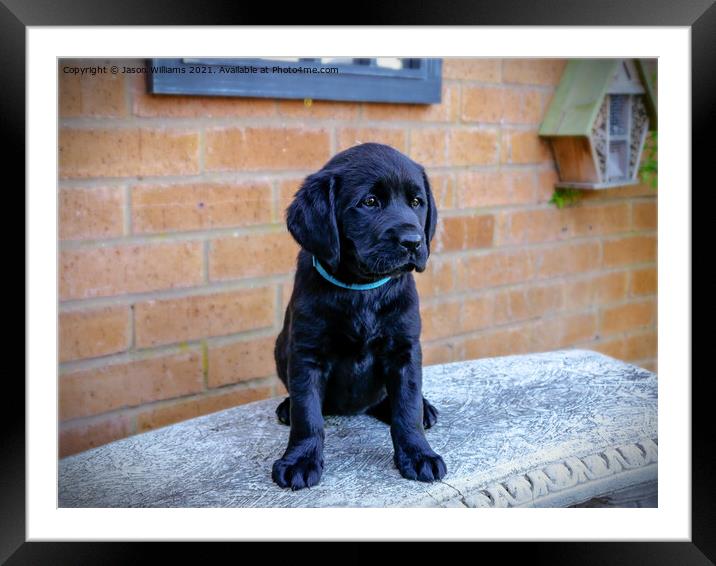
[312, 256, 392, 291]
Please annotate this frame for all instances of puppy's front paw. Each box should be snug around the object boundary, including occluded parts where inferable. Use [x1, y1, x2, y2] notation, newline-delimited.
[395, 447, 447, 482]
[272, 452, 324, 490]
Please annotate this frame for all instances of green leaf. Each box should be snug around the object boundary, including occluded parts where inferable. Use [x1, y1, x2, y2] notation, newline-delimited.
[638, 130, 658, 190]
[550, 188, 582, 209]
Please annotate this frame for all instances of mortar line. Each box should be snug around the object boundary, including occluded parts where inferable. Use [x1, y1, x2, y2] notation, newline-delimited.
[59, 324, 281, 374]
[58, 275, 288, 310]
[59, 374, 279, 431]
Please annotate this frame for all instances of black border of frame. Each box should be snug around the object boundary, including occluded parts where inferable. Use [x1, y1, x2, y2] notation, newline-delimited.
[7, 1, 710, 563]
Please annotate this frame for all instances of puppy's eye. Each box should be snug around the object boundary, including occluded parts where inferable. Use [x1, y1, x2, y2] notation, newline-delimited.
[410, 197, 422, 208]
[363, 196, 379, 208]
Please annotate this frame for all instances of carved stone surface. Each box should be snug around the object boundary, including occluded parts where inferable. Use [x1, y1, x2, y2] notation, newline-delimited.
[59, 349, 657, 508]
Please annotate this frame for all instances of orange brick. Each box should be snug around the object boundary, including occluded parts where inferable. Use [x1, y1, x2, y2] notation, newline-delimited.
[502, 59, 566, 85]
[209, 232, 298, 281]
[337, 128, 407, 153]
[60, 242, 203, 300]
[493, 283, 563, 325]
[281, 279, 294, 312]
[60, 306, 130, 363]
[422, 342, 455, 366]
[277, 99, 358, 119]
[580, 182, 656, 203]
[533, 241, 601, 279]
[425, 172, 456, 210]
[631, 266, 657, 296]
[632, 201, 657, 230]
[461, 86, 503, 122]
[501, 90, 527, 124]
[442, 58, 501, 82]
[59, 128, 200, 178]
[563, 271, 629, 310]
[498, 203, 630, 245]
[571, 203, 631, 238]
[457, 170, 536, 208]
[414, 257, 453, 298]
[541, 90, 556, 116]
[59, 186, 125, 241]
[528, 317, 564, 352]
[462, 87, 543, 124]
[603, 235, 657, 267]
[509, 89, 543, 124]
[448, 129, 499, 166]
[208, 335, 277, 388]
[433, 214, 494, 253]
[131, 71, 275, 118]
[59, 61, 127, 117]
[131, 182, 272, 234]
[60, 351, 203, 421]
[493, 289, 518, 325]
[420, 301, 461, 341]
[135, 95, 275, 118]
[59, 414, 132, 457]
[503, 129, 552, 164]
[497, 207, 567, 246]
[536, 168, 560, 203]
[364, 84, 458, 122]
[138, 96, 274, 118]
[463, 325, 532, 359]
[456, 249, 534, 291]
[411, 129, 448, 167]
[460, 295, 493, 333]
[278, 178, 302, 222]
[519, 314, 595, 352]
[272, 375, 288, 396]
[592, 330, 657, 362]
[590, 338, 626, 360]
[601, 301, 656, 335]
[205, 127, 330, 171]
[622, 331, 658, 361]
[134, 287, 275, 348]
[136, 386, 273, 432]
[561, 312, 598, 345]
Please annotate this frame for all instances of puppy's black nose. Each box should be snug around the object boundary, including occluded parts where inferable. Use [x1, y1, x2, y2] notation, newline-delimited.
[400, 234, 422, 251]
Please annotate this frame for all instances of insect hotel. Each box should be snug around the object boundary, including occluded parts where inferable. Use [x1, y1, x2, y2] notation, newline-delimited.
[539, 59, 657, 189]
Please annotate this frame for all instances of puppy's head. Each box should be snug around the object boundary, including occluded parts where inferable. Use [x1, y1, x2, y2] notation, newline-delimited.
[287, 143, 437, 280]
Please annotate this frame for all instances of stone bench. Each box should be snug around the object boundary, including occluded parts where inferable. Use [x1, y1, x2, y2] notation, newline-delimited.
[59, 349, 657, 508]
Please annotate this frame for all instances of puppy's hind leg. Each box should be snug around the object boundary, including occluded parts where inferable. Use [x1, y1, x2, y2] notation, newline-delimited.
[275, 397, 291, 425]
[367, 396, 439, 429]
[422, 397, 439, 429]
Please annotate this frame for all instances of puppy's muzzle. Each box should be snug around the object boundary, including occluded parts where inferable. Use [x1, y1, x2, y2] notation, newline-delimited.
[400, 233, 423, 252]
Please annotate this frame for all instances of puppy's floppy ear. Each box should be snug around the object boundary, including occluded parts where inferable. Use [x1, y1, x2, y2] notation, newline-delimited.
[286, 171, 340, 272]
[422, 169, 438, 253]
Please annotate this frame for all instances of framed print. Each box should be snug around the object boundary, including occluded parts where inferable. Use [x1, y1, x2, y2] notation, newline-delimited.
[10, 0, 709, 562]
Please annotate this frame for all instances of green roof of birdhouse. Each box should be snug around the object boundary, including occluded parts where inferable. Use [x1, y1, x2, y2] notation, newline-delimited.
[539, 59, 657, 137]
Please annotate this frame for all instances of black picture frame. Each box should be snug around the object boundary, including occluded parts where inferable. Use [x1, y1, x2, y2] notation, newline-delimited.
[9, 0, 709, 562]
[147, 58, 443, 104]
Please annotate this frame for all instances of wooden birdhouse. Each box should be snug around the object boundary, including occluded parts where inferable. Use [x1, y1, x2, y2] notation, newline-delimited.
[539, 59, 657, 189]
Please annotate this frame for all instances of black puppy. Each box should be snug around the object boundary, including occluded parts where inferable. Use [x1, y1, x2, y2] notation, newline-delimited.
[272, 143, 446, 490]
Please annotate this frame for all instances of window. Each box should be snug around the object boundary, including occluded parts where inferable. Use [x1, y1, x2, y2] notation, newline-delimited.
[146, 58, 442, 104]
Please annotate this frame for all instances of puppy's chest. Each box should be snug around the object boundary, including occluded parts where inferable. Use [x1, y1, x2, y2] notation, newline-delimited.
[331, 310, 384, 350]
[324, 311, 388, 412]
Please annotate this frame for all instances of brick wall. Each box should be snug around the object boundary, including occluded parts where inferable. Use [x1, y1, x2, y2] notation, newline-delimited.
[58, 58, 657, 457]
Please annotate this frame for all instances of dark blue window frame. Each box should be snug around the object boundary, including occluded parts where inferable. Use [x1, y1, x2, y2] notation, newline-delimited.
[147, 58, 442, 104]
